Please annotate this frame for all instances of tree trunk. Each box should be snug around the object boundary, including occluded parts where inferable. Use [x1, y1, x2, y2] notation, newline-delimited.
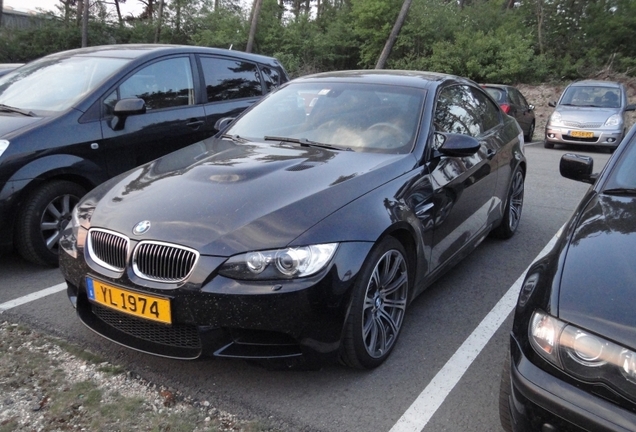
[0, 0, 4, 28]
[246, 0, 263, 53]
[154, 0, 164, 43]
[537, 0, 544, 55]
[81, 0, 89, 47]
[77, 0, 83, 26]
[114, 0, 123, 26]
[375, 0, 413, 69]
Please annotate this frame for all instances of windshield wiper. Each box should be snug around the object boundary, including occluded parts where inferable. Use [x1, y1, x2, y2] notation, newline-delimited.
[264, 135, 352, 151]
[0, 104, 35, 117]
[221, 134, 248, 143]
[603, 188, 636, 196]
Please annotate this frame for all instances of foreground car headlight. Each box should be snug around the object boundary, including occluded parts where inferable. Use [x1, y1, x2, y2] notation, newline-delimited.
[548, 111, 563, 127]
[0, 140, 9, 158]
[219, 243, 338, 280]
[605, 114, 622, 127]
[530, 310, 636, 399]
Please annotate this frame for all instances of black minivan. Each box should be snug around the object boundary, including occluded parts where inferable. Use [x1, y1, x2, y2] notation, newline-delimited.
[0, 44, 288, 265]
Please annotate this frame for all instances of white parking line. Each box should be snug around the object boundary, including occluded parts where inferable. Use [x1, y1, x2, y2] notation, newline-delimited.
[0, 282, 67, 312]
[390, 235, 559, 432]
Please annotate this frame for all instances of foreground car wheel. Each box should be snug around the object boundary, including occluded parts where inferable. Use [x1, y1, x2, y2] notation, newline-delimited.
[340, 237, 409, 369]
[16, 180, 85, 266]
[498, 350, 513, 432]
[491, 168, 524, 239]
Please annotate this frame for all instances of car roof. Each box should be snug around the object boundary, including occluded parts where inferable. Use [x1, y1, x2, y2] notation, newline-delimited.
[40, 44, 283, 67]
[568, 80, 622, 89]
[291, 70, 473, 89]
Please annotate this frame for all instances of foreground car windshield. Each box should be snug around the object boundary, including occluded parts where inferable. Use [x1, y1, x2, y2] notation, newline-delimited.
[0, 56, 130, 113]
[560, 85, 621, 108]
[605, 134, 636, 190]
[226, 82, 424, 154]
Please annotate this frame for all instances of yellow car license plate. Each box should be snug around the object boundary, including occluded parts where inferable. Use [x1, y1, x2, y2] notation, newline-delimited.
[86, 277, 172, 324]
[570, 130, 594, 138]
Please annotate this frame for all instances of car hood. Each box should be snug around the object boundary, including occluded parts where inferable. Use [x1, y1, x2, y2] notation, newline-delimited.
[559, 193, 636, 349]
[0, 113, 45, 137]
[88, 137, 413, 256]
[555, 105, 620, 122]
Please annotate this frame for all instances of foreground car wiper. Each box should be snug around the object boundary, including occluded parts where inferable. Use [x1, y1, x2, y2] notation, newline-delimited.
[221, 134, 248, 143]
[0, 103, 35, 117]
[603, 187, 636, 196]
[264, 135, 352, 151]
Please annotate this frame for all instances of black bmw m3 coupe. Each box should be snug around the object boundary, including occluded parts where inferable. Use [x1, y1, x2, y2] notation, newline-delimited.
[60, 70, 526, 369]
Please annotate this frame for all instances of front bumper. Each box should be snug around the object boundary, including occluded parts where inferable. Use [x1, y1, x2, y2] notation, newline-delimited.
[60, 241, 372, 363]
[545, 126, 624, 148]
[505, 335, 636, 432]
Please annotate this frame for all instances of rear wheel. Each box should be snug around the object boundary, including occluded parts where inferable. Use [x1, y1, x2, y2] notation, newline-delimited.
[491, 168, 524, 239]
[524, 121, 535, 142]
[499, 350, 514, 432]
[339, 237, 409, 369]
[15, 180, 85, 266]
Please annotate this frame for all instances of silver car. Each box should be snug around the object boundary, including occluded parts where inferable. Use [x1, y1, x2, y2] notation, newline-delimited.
[545, 80, 635, 150]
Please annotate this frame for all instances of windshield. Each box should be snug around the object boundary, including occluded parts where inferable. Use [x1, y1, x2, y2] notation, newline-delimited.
[560, 85, 621, 108]
[0, 55, 130, 113]
[226, 82, 425, 154]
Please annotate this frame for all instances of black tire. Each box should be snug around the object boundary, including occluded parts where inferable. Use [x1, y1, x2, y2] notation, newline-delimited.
[15, 180, 85, 266]
[499, 350, 514, 432]
[524, 121, 535, 143]
[544, 141, 554, 149]
[339, 236, 409, 369]
[491, 168, 524, 239]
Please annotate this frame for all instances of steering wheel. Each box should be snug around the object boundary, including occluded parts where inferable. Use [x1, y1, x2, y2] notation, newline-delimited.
[366, 122, 409, 148]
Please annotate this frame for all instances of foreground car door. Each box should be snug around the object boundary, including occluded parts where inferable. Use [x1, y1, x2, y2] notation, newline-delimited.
[99, 55, 208, 176]
[429, 84, 500, 269]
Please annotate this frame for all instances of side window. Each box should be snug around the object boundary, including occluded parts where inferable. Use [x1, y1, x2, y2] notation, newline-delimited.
[434, 85, 482, 137]
[200, 57, 262, 102]
[260, 65, 281, 93]
[104, 57, 194, 115]
[470, 87, 501, 132]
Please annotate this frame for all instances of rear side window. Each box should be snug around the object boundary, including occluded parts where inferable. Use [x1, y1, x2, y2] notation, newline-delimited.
[436, 85, 500, 137]
[200, 57, 262, 102]
[260, 65, 281, 93]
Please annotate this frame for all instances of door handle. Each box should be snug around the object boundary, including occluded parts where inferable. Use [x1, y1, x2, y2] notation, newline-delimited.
[186, 119, 204, 129]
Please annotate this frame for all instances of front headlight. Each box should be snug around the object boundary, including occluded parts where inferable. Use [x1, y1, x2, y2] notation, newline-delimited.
[530, 310, 636, 400]
[548, 111, 563, 127]
[219, 243, 338, 280]
[605, 114, 622, 127]
[0, 140, 9, 158]
[69, 200, 95, 246]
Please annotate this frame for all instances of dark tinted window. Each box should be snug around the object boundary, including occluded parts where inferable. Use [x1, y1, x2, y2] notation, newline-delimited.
[200, 57, 262, 102]
[436, 85, 499, 137]
[104, 57, 194, 115]
[261, 65, 281, 93]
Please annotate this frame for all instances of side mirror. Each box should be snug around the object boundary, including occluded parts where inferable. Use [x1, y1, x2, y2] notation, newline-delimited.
[111, 98, 146, 131]
[548, 101, 557, 108]
[528, 104, 535, 111]
[214, 117, 235, 132]
[435, 132, 480, 157]
[625, 103, 636, 112]
[560, 153, 596, 184]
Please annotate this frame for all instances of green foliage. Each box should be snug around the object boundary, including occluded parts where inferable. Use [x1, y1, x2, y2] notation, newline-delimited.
[350, 0, 402, 67]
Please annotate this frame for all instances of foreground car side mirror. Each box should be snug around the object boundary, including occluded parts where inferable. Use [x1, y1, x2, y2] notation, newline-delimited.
[560, 153, 596, 184]
[434, 132, 480, 157]
[111, 98, 146, 131]
[214, 117, 235, 132]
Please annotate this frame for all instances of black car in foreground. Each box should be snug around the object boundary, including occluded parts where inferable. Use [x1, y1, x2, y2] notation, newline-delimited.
[500, 126, 636, 430]
[0, 44, 288, 265]
[60, 70, 526, 369]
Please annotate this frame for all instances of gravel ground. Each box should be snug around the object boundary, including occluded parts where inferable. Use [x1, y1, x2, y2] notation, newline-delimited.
[0, 321, 273, 432]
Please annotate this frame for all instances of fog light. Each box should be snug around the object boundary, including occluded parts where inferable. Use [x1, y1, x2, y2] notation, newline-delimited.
[548, 133, 555, 139]
[608, 138, 616, 143]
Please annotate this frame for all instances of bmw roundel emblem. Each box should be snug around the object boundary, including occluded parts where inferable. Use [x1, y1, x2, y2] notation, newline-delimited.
[133, 220, 151, 235]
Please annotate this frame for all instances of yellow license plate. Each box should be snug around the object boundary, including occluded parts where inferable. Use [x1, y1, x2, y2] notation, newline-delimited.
[86, 277, 172, 324]
[571, 130, 594, 138]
